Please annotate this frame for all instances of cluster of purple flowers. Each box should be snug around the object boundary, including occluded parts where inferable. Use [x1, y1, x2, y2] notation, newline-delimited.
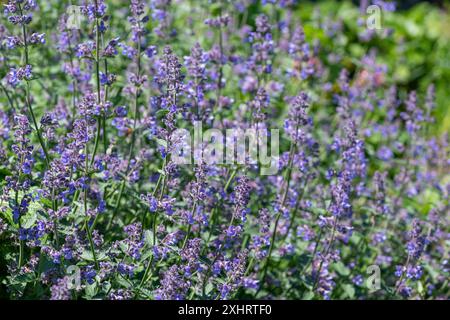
[0, 0, 447, 301]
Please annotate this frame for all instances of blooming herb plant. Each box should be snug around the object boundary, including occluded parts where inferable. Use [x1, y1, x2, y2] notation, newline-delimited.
[0, 0, 448, 300]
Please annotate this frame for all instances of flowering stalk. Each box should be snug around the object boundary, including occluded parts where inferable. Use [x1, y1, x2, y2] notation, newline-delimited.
[84, 119, 99, 269]
[16, 3, 50, 167]
[257, 93, 309, 294]
[257, 138, 297, 295]
[0, 0, 447, 301]
[108, 0, 145, 229]
[89, 0, 103, 167]
[312, 217, 338, 291]
[9, 2, 54, 261]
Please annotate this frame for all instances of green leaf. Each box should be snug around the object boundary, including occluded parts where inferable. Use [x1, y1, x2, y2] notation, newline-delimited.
[417, 281, 424, 294]
[334, 261, 351, 276]
[80, 250, 95, 261]
[84, 282, 98, 299]
[0, 168, 12, 181]
[204, 283, 214, 295]
[155, 138, 167, 148]
[80, 250, 107, 262]
[0, 207, 14, 226]
[21, 200, 43, 228]
[302, 291, 315, 300]
[21, 212, 37, 229]
[342, 284, 355, 299]
[143, 230, 153, 247]
[155, 109, 169, 118]
[119, 242, 129, 254]
[141, 249, 153, 262]
[116, 277, 131, 289]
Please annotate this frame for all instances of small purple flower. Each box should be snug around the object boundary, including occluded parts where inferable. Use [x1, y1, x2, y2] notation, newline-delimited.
[118, 43, 137, 59]
[7, 65, 33, 86]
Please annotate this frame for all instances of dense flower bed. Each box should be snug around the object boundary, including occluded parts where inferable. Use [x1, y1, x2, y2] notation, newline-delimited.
[0, 0, 448, 300]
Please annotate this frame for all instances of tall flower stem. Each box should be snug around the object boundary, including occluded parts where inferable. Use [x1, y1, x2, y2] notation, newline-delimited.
[18, 3, 55, 255]
[107, 21, 142, 229]
[18, 2, 50, 167]
[181, 202, 197, 249]
[282, 179, 309, 243]
[311, 217, 338, 292]
[25, 82, 50, 166]
[299, 228, 323, 277]
[257, 133, 297, 296]
[212, 5, 225, 128]
[102, 54, 109, 153]
[201, 167, 239, 256]
[18, 234, 24, 268]
[66, 30, 79, 119]
[137, 255, 154, 294]
[138, 157, 170, 293]
[84, 134, 99, 270]
[89, 0, 103, 167]
[393, 254, 411, 297]
[224, 168, 238, 192]
[15, 189, 24, 269]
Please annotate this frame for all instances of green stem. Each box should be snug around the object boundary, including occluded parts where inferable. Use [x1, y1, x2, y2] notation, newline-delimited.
[181, 202, 197, 249]
[202, 168, 237, 256]
[312, 217, 338, 291]
[17, 193, 24, 269]
[152, 212, 158, 245]
[26, 83, 50, 167]
[18, 239, 24, 269]
[52, 189, 60, 248]
[90, 115, 102, 167]
[394, 254, 411, 297]
[90, 1, 103, 167]
[19, 4, 49, 166]
[107, 180, 125, 230]
[299, 229, 323, 277]
[282, 179, 308, 243]
[109, 23, 142, 228]
[84, 190, 99, 270]
[224, 168, 238, 191]
[0, 84, 15, 110]
[257, 137, 297, 296]
[201, 247, 222, 298]
[138, 255, 154, 292]
[102, 34, 108, 155]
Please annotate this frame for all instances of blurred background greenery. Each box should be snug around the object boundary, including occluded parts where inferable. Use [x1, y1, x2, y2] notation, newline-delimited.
[314, 0, 450, 135]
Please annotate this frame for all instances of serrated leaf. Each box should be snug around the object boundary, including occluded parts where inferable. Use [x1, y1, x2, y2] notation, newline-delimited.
[21, 212, 37, 229]
[302, 291, 315, 300]
[85, 282, 98, 299]
[342, 284, 355, 298]
[116, 276, 132, 289]
[204, 283, 214, 295]
[21, 200, 43, 228]
[80, 250, 94, 261]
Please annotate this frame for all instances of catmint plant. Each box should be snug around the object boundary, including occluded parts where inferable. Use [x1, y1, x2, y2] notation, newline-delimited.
[0, 0, 447, 301]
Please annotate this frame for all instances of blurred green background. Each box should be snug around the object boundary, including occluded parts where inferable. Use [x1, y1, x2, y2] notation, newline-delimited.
[315, 0, 450, 135]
